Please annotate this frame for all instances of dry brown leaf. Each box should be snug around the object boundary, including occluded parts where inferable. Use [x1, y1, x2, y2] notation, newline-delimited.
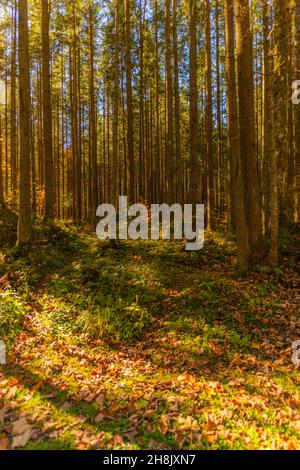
[177, 415, 199, 431]
[0, 437, 8, 450]
[32, 381, 45, 393]
[113, 434, 124, 446]
[11, 429, 32, 449]
[95, 412, 105, 423]
[11, 418, 32, 437]
[61, 402, 72, 411]
[0, 406, 10, 423]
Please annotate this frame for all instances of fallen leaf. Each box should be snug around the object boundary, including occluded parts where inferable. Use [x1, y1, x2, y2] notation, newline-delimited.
[11, 418, 32, 437]
[11, 429, 32, 449]
[61, 402, 72, 411]
[0, 437, 8, 450]
[0, 406, 10, 423]
[113, 434, 124, 446]
[95, 412, 105, 423]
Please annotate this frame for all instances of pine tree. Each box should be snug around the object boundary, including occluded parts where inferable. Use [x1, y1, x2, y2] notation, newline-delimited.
[17, 0, 32, 246]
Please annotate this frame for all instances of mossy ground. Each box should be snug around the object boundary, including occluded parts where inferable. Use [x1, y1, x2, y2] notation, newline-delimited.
[0, 212, 299, 449]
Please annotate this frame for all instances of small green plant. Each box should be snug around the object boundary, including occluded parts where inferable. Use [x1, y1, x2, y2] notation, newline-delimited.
[77, 301, 151, 342]
[0, 290, 27, 343]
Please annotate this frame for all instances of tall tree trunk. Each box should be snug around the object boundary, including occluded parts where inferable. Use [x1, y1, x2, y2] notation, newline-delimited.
[295, 0, 300, 223]
[205, 0, 214, 229]
[88, 2, 98, 223]
[172, 0, 181, 203]
[42, 0, 54, 222]
[165, 0, 174, 203]
[17, 0, 32, 245]
[138, 0, 145, 200]
[273, 0, 289, 216]
[189, 0, 199, 206]
[0, 96, 4, 207]
[215, 0, 223, 222]
[262, 1, 278, 265]
[154, 0, 160, 203]
[4, 57, 8, 199]
[10, 0, 17, 204]
[125, 0, 135, 202]
[224, 0, 238, 233]
[112, 0, 119, 205]
[0, 44, 4, 207]
[235, 0, 264, 265]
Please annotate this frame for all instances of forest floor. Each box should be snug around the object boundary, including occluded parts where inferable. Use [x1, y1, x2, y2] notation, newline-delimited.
[0, 208, 299, 450]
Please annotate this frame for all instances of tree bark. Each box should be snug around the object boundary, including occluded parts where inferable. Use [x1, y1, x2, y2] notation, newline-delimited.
[295, 0, 300, 223]
[88, 2, 98, 223]
[172, 0, 181, 203]
[262, 1, 278, 265]
[205, 0, 214, 229]
[125, 0, 135, 202]
[17, 0, 32, 245]
[189, 0, 199, 206]
[224, 0, 238, 233]
[42, 0, 54, 222]
[235, 0, 264, 265]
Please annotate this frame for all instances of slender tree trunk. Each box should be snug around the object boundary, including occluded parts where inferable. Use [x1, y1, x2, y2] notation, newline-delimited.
[88, 3, 98, 223]
[189, 0, 199, 206]
[262, 1, 278, 265]
[235, 0, 264, 265]
[17, 0, 32, 245]
[172, 0, 181, 203]
[125, 0, 135, 202]
[0, 101, 4, 207]
[10, 0, 17, 204]
[165, 0, 174, 203]
[224, 0, 238, 233]
[42, 0, 54, 222]
[295, 0, 300, 222]
[154, 0, 160, 203]
[273, 0, 289, 215]
[112, 0, 119, 206]
[138, 1, 145, 200]
[31, 93, 36, 213]
[205, 0, 214, 229]
[4, 58, 8, 199]
[215, 0, 223, 222]
[0, 44, 4, 206]
[76, 44, 82, 222]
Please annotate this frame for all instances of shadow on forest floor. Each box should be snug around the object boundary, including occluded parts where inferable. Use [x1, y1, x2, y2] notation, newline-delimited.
[0, 214, 299, 449]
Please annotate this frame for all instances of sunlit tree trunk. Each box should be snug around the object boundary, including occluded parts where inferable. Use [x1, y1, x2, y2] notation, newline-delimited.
[42, 0, 54, 222]
[273, 0, 289, 216]
[10, 0, 17, 204]
[0, 98, 4, 207]
[189, 0, 199, 206]
[17, 0, 32, 245]
[112, 0, 119, 205]
[224, 0, 238, 233]
[262, 1, 278, 265]
[295, 0, 300, 222]
[88, 2, 98, 223]
[172, 0, 181, 203]
[205, 0, 214, 229]
[235, 0, 264, 265]
[125, 0, 135, 202]
[165, 0, 174, 203]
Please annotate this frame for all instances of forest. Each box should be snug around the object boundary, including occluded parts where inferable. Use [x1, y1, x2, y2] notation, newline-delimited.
[0, 0, 299, 453]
